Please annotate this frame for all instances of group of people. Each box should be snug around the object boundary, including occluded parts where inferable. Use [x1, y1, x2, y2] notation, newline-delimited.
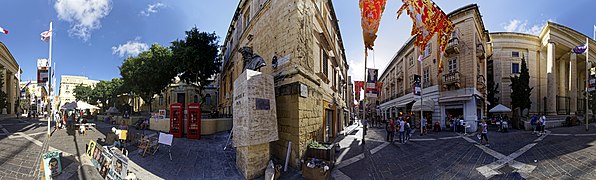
[448, 116, 466, 133]
[384, 115, 429, 144]
[530, 114, 547, 136]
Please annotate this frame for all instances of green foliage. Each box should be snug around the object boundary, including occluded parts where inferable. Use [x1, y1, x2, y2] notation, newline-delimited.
[510, 55, 533, 111]
[487, 80, 500, 111]
[73, 84, 93, 103]
[90, 78, 124, 110]
[0, 73, 7, 109]
[19, 86, 31, 112]
[120, 44, 175, 112]
[171, 27, 221, 97]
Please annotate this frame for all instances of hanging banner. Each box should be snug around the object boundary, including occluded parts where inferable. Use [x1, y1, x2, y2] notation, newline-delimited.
[397, 0, 454, 74]
[366, 87, 378, 98]
[354, 81, 365, 100]
[360, 0, 388, 50]
[413, 75, 421, 96]
[367, 68, 378, 88]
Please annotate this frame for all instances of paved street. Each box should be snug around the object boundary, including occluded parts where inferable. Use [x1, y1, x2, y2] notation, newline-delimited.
[0, 117, 47, 179]
[331, 122, 596, 180]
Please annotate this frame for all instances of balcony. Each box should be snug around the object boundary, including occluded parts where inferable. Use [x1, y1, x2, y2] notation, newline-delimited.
[445, 38, 460, 55]
[442, 71, 461, 90]
[476, 43, 485, 59]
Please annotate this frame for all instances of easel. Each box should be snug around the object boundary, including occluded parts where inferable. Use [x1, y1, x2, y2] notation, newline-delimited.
[156, 132, 173, 160]
[223, 130, 233, 151]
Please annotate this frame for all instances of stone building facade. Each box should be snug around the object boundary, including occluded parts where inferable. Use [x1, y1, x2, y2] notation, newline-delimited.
[378, 4, 490, 131]
[218, 0, 350, 168]
[0, 41, 21, 114]
[58, 75, 99, 107]
[490, 22, 595, 116]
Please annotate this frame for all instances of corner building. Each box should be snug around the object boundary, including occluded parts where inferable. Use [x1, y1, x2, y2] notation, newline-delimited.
[218, 0, 350, 168]
[378, 4, 490, 132]
[490, 22, 595, 119]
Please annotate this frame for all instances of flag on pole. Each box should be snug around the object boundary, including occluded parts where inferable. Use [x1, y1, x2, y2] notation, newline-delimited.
[41, 29, 52, 42]
[0, 27, 8, 34]
[572, 44, 587, 54]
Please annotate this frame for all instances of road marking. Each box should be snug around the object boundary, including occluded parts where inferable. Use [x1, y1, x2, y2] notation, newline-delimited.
[335, 147, 351, 165]
[574, 134, 596, 136]
[439, 136, 461, 140]
[336, 153, 365, 169]
[8, 131, 46, 139]
[331, 169, 352, 180]
[369, 142, 389, 154]
[466, 131, 549, 179]
[409, 138, 436, 141]
[550, 133, 572, 136]
[0, 124, 9, 134]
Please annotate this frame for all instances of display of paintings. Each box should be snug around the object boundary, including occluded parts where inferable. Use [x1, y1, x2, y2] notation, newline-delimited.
[99, 150, 114, 179]
[110, 151, 129, 180]
[86, 140, 97, 160]
[91, 145, 104, 168]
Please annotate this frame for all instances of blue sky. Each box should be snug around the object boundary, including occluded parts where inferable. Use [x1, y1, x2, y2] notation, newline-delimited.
[0, 0, 594, 90]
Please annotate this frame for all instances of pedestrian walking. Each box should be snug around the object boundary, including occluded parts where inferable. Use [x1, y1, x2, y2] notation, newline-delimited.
[530, 114, 538, 134]
[421, 116, 427, 136]
[539, 114, 546, 136]
[387, 118, 395, 142]
[398, 119, 405, 143]
[480, 120, 489, 147]
[405, 120, 411, 143]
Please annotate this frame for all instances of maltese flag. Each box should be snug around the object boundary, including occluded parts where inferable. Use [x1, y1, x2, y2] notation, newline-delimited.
[0, 27, 7, 34]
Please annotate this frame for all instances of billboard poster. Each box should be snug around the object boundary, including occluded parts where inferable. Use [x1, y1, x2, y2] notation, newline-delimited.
[37, 69, 49, 84]
[367, 68, 378, 88]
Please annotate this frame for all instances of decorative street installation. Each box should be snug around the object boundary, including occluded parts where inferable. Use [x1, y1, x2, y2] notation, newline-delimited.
[396, 0, 454, 133]
[360, 0, 388, 144]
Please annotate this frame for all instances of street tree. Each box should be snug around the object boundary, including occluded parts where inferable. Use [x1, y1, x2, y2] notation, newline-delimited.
[170, 27, 221, 101]
[91, 78, 124, 110]
[19, 86, 31, 113]
[510, 54, 533, 128]
[487, 79, 500, 112]
[120, 44, 175, 112]
[73, 84, 93, 103]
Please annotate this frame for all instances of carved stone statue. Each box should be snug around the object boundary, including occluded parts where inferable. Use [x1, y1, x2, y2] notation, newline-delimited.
[238, 46, 266, 72]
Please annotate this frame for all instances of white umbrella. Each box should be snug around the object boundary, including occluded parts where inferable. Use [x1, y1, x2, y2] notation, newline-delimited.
[107, 106, 119, 114]
[411, 98, 434, 112]
[489, 104, 512, 113]
[61, 101, 100, 110]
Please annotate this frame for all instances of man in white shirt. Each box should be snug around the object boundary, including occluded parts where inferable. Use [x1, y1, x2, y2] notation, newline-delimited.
[398, 119, 405, 143]
[539, 114, 546, 136]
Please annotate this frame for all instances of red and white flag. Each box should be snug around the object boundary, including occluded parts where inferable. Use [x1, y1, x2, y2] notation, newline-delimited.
[0, 27, 8, 35]
[41, 30, 52, 42]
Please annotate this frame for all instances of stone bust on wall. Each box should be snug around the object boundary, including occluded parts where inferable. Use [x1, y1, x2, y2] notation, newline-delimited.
[238, 46, 266, 72]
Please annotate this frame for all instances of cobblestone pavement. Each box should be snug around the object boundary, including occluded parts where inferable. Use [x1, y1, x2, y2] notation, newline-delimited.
[0, 117, 48, 180]
[329, 123, 596, 180]
[47, 118, 244, 180]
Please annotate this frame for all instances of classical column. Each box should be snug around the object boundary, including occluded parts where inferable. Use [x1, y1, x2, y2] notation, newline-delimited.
[570, 53, 578, 114]
[546, 42, 558, 115]
[559, 58, 567, 97]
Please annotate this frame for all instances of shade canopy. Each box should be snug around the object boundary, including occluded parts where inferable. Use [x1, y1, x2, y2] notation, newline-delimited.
[61, 101, 100, 110]
[411, 98, 434, 112]
[489, 104, 512, 113]
[106, 106, 119, 113]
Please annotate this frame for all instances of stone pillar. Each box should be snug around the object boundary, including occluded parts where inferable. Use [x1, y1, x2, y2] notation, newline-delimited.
[570, 53, 578, 114]
[546, 42, 557, 115]
[232, 70, 278, 179]
[559, 58, 567, 97]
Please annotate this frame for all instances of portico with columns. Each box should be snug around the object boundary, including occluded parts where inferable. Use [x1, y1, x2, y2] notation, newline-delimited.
[0, 41, 22, 115]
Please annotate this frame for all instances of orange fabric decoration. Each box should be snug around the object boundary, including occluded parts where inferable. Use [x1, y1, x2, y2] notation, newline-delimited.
[396, 0, 453, 75]
[360, 0, 388, 50]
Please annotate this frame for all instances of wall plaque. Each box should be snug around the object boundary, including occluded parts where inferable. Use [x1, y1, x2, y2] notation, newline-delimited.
[255, 98, 270, 110]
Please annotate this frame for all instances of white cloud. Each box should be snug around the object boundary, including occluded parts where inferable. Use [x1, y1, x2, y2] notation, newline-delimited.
[140, 2, 165, 16]
[54, 0, 112, 41]
[502, 19, 551, 35]
[112, 37, 149, 57]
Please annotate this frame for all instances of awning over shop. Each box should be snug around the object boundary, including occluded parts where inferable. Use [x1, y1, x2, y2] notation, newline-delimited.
[395, 100, 414, 108]
[438, 95, 472, 103]
[411, 98, 434, 112]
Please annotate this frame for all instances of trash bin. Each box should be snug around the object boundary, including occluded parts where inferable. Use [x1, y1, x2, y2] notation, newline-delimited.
[43, 151, 63, 178]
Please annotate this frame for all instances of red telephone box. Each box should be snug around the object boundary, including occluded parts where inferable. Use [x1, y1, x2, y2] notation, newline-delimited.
[187, 103, 201, 139]
[170, 103, 183, 138]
